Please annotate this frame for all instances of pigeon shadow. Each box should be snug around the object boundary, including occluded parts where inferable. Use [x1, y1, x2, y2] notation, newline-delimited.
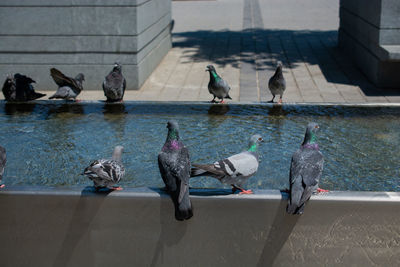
[256, 191, 300, 267]
[149, 187, 189, 267]
[53, 186, 111, 266]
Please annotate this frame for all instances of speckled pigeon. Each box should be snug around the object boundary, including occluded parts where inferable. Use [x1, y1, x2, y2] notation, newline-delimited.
[83, 146, 125, 191]
[191, 134, 264, 194]
[0, 146, 6, 188]
[103, 63, 126, 102]
[158, 120, 193, 221]
[2, 73, 46, 101]
[49, 68, 84, 101]
[268, 61, 286, 104]
[206, 65, 232, 103]
[287, 123, 328, 215]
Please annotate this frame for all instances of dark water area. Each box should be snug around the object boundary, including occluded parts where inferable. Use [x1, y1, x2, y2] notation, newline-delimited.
[0, 101, 399, 191]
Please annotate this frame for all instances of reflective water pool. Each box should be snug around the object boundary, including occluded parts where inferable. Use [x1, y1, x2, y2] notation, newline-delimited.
[0, 102, 399, 191]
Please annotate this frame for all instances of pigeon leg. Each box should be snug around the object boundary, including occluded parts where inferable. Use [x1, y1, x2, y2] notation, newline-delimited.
[75, 99, 81, 103]
[317, 188, 329, 193]
[268, 95, 275, 103]
[231, 184, 253, 194]
[210, 96, 216, 103]
[278, 96, 283, 104]
[110, 186, 123, 191]
[219, 98, 225, 104]
[282, 188, 290, 193]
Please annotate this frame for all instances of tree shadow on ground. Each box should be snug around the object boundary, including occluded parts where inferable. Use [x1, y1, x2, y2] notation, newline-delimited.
[172, 29, 399, 96]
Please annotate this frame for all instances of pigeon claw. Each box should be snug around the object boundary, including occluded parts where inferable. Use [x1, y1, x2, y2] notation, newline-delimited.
[239, 189, 253, 195]
[111, 186, 123, 191]
[277, 99, 283, 104]
[317, 188, 329, 193]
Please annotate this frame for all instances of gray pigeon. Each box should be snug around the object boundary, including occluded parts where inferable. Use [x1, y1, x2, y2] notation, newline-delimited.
[2, 73, 46, 101]
[49, 68, 84, 101]
[268, 61, 286, 104]
[287, 123, 328, 215]
[0, 146, 6, 188]
[158, 120, 193, 221]
[191, 134, 264, 194]
[103, 63, 126, 102]
[206, 65, 232, 103]
[83, 146, 125, 191]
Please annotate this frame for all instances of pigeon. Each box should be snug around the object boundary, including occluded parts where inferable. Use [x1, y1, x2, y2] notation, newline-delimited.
[103, 63, 126, 102]
[191, 134, 264, 194]
[2, 73, 46, 101]
[286, 123, 328, 215]
[0, 146, 6, 188]
[83, 146, 125, 191]
[206, 65, 232, 103]
[49, 68, 84, 101]
[158, 120, 193, 221]
[268, 61, 286, 104]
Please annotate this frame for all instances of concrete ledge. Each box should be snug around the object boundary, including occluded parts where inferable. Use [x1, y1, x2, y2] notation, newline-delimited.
[0, 186, 400, 266]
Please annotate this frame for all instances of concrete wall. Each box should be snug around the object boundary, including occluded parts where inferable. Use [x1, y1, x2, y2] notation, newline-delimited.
[0, 0, 172, 90]
[0, 186, 399, 266]
[339, 0, 400, 87]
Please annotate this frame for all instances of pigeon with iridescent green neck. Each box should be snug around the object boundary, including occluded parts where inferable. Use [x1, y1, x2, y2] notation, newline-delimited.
[191, 134, 264, 194]
[287, 122, 328, 215]
[268, 61, 286, 104]
[206, 65, 232, 103]
[158, 120, 193, 221]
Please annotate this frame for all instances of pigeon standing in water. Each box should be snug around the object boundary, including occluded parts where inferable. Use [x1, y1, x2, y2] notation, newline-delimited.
[0, 146, 6, 188]
[268, 61, 286, 104]
[206, 65, 232, 103]
[287, 123, 328, 215]
[191, 134, 264, 194]
[2, 73, 46, 101]
[83, 146, 125, 191]
[158, 120, 193, 221]
[103, 63, 126, 102]
[49, 68, 84, 101]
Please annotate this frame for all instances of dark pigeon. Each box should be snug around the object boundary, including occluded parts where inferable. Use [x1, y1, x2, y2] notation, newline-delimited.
[287, 123, 327, 215]
[191, 134, 264, 194]
[158, 120, 193, 221]
[103, 63, 126, 102]
[206, 65, 232, 103]
[49, 68, 84, 101]
[83, 146, 125, 191]
[2, 73, 46, 101]
[268, 61, 286, 104]
[0, 146, 6, 188]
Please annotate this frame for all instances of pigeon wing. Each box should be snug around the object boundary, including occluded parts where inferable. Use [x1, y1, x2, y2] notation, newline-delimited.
[50, 68, 79, 88]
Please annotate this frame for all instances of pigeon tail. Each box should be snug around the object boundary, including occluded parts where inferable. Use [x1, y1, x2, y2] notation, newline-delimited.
[286, 203, 304, 215]
[29, 92, 46, 100]
[226, 94, 232, 100]
[190, 166, 208, 177]
[175, 198, 193, 221]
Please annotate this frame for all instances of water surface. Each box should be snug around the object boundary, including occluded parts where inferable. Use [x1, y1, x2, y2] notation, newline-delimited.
[1, 102, 399, 191]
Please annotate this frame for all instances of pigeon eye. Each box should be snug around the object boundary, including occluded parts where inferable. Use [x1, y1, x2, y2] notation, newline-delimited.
[315, 125, 319, 129]
[258, 137, 262, 141]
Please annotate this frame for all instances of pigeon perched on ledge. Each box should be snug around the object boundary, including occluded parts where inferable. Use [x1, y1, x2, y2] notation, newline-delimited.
[206, 65, 232, 103]
[2, 73, 46, 101]
[268, 61, 286, 104]
[49, 68, 84, 101]
[287, 123, 328, 215]
[0, 146, 6, 188]
[158, 120, 193, 221]
[191, 134, 264, 194]
[103, 63, 126, 102]
[83, 146, 125, 191]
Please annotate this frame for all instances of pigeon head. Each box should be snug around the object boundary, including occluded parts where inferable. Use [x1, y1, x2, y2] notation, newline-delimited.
[113, 62, 122, 72]
[303, 122, 320, 145]
[112, 145, 124, 162]
[166, 120, 180, 141]
[248, 134, 264, 152]
[75, 73, 85, 82]
[276, 61, 283, 73]
[205, 65, 216, 72]
[5, 74, 15, 85]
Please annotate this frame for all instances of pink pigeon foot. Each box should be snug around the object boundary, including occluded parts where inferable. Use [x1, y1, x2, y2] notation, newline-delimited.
[317, 188, 329, 193]
[278, 98, 283, 104]
[239, 189, 253, 195]
[111, 186, 123, 191]
[0, 184, 5, 188]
